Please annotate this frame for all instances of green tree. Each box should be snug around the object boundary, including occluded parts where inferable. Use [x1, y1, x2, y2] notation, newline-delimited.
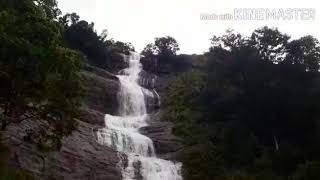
[59, 12, 80, 28]
[0, 0, 83, 133]
[251, 26, 290, 62]
[141, 43, 157, 57]
[210, 29, 245, 50]
[285, 36, 320, 71]
[169, 27, 320, 180]
[62, 16, 135, 70]
[155, 36, 180, 57]
[142, 36, 180, 58]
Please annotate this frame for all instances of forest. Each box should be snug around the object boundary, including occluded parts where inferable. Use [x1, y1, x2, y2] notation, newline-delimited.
[150, 28, 320, 180]
[0, 0, 133, 177]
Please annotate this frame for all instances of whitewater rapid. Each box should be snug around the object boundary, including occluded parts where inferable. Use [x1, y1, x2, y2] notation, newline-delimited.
[97, 53, 182, 180]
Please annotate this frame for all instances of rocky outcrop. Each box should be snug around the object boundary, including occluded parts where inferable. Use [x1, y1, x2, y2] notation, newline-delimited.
[138, 70, 183, 160]
[2, 64, 123, 180]
[4, 119, 122, 180]
[1, 54, 195, 179]
[139, 54, 205, 160]
[79, 107, 105, 127]
[83, 64, 119, 81]
[81, 64, 120, 116]
[140, 111, 183, 160]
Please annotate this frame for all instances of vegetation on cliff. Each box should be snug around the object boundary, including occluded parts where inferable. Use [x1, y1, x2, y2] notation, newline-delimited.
[0, 0, 134, 143]
[0, 0, 83, 140]
[0, 0, 134, 176]
[60, 13, 135, 71]
[164, 27, 320, 180]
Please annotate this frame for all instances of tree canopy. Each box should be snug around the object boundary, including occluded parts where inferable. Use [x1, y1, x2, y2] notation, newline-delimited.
[167, 27, 320, 180]
[141, 36, 180, 58]
[61, 13, 135, 71]
[0, 1, 86, 160]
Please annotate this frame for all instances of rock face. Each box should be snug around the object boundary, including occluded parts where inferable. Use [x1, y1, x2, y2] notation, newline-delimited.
[4, 119, 122, 180]
[140, 54, 205, 160]
[1, 55, 196, 179]
[138, 67, 184, 160]
[82, 65, 120, 115]
[140, 111, 183, 159]
[3, 64, 123, 180]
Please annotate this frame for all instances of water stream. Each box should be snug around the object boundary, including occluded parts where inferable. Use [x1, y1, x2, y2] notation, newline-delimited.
[97, 53, 182, 180]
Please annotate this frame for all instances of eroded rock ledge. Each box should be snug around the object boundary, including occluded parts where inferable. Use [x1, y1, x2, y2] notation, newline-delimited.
[140, 111, 183, 160]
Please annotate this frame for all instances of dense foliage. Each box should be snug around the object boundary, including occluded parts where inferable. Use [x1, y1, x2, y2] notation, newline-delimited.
[0, 0, 136, 176]
[0, 0, 83, 135]
[0, 0, 135, 140]
[141, 36, 190, 73]
[60, 13, 135, 71]
[0, 0, 85, 177]
[141, 36, 180, 58]
[167, 27, 320, 180]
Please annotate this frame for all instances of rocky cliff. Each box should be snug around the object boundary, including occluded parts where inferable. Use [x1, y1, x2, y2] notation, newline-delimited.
[140, 54, 205, 160]
[2, 64, 123, 180]
[1, 54, 197, 179]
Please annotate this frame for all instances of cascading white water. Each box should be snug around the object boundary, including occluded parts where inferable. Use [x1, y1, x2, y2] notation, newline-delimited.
[97, 53, 182, 180]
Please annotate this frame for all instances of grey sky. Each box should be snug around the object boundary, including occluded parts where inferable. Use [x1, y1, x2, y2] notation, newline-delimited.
[58, 0, 320, 54]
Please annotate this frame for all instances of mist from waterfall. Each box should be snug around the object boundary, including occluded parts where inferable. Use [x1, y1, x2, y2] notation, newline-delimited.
[97, 53, 182, 180]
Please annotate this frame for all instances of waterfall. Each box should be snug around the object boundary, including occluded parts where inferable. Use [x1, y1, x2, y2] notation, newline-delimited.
[97, 52, 183, 180]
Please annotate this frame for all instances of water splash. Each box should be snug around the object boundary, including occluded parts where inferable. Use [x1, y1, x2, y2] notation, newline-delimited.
[97, 52, 182, 180]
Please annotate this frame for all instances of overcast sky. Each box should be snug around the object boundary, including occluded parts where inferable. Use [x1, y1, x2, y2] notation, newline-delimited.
[58, 0, 320, 54]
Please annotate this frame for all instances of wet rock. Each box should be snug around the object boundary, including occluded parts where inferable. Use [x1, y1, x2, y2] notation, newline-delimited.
[133, 160, 143, 180]
[138, 71, 162, 114]
[139, 55, 205, 160]
[83, 64, 119, 81]
[81, 69, 120, 115]
[79, 107, 105, 127]
[3, 118, 123, 180]
[140, 111, 183, 160]
[138, 66, 183, 160]
[139, 70, 158, 89]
